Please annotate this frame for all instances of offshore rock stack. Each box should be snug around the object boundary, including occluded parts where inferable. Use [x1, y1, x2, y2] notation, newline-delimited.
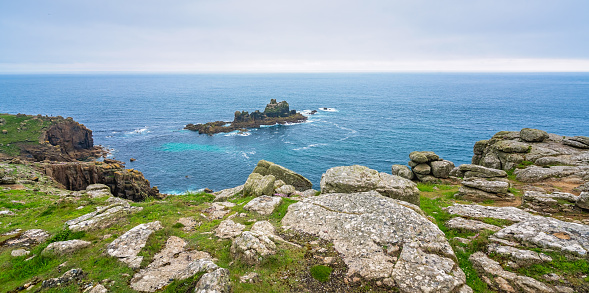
[392, 151, 455, 183]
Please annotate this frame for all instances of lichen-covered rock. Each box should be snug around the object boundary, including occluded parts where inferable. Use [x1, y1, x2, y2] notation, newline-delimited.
[409, 151, 439, 163]
[412, 163, 431, 175]
[213, 184, 244, 201]
[487, 243, 552, 267]
[87, 284, 108, 293]
[456, 186, 515, 202]
[178, 217, 199, 232]
[215, 219, 246, 239]
[320, 165, 420, 205]
[523, 191, 578, 214]
[563, 136, 589, 149]
[514, 166, 586, 183]
[282, 191, 468, 292]
[230, 231, 277, 265]
[275, 184, 295, 195]
[106, 221, 163, 269]
[85, 184, 112, 198]
[243, 173, 275, 197]
[461, 178, 509, 194]
[66, 197, 143, 232]
[42, 268, 85, 288]
[391, 164, 414, 180]
[252, 160, 312, 191]
[194, 267, 231, 293]
[446, 217, 501, 232]
[204, 202, 232, 220]
[130, 236, 215, 292]
[243, 196, 282, 215]
[431, 160, 455, 178]
[520, 128, 549, 142]
[456, 164, 508, 178]
[42, 239, 91, 256]
[3, 229, 50, 247]
[444, 204, 535, 222]
[577, 192, 589, 210]
[494, 216, 589, 257]
[11, 248, 30, 257]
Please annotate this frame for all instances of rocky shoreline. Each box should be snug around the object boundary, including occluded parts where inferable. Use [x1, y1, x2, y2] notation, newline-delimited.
[184, 99, 308, 135]
[1, 119, 589, 292]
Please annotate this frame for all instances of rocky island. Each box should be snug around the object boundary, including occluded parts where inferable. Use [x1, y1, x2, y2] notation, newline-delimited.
[184, 99, 307, 135]
[1, 119, 589, 292]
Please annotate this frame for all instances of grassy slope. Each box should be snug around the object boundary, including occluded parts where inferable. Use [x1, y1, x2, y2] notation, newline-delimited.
[0, 114, 54, 156]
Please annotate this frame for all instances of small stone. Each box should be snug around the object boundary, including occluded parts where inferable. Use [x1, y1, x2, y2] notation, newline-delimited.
[11, 248, 30, 257]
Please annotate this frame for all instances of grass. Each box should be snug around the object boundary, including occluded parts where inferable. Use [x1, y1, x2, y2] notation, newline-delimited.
[516, 160, 534, 169]
[310, 265, 333, 282]
[0, 114, 55, 156]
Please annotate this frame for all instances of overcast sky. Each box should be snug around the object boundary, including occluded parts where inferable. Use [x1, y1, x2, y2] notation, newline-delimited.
[1, 0, 588, 72]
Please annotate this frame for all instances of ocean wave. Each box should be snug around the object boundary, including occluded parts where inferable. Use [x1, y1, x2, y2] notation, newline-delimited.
[240, 150, 256, 159]
[318, 107, 338, 112]
[300, 109, 316, 116]
[126, 127, 150, 135]
[293, 143, 328, 151]
[224, 131, 251, 137]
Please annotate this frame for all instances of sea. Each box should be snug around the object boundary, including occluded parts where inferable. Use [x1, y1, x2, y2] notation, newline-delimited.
[1, 73, 588, 194]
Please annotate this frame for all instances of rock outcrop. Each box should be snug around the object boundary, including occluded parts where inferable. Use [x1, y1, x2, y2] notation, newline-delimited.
[213, 184, 244, 201]
[404, 151, 455, 182]
[522, 191, 578, 214]
[320, 165, 420, 205]
[282, 191, 470, 292]
[243, 196, 282, 215]
[231, 231, 277, 265]
[456, 177, 514, 202]
[42, 239, 91, 256]
[106, 221, 163, 268]
[2, 229, 50, 247]
[185, 99, 307, 135]
[252, 160, 312, 191]
[43, 159, 160, 201]
[471, 128, 589, 184]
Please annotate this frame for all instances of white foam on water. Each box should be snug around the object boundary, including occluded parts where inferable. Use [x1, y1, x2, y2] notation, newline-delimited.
[293, 143, 328, 151]
[318, 107, 338, 112]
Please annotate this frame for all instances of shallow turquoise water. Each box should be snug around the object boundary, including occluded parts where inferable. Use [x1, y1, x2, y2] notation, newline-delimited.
[1, 73, 588, 193]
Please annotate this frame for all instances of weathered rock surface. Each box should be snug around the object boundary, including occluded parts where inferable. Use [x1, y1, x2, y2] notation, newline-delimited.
[523, 191, 578, 214]
[391, 164, 414, 180]
[66, 197, 143, 232]
[42, 239, 91, 256]
[487, 243, 552, 267]
[130, 236, 215, 292]
[86, 284, 108, 293]
[409, 151, 439, 163]
[213, 184, 244, 201]
[204, 202, 232, 220]
[456, 178, 514, 202]
[320, 165, 420, 205]
[514, 165, 588, 183]
[178, 217, 199, 232]
[452, 164, 508, 179]
[431, 160, 455, 178]
[215, 219, 246, 239]
[446, 217, 501, 232]
[406, 151, 455, 182]
[85, 184, 112, 198]
[106, 221, 163, 269]
[494, 216, 589, 257]
[296, 188, 319, 197]
[461, 178, 509, 194]
[243, 195, 282, 215]
[282, 191, 469, 292]
[470, 252, 555, 292]
[520, 128, 549, 142]
[230, 231, 277, 265]
[43, 160, 160, 201]
[194, 267, 231, 293]
[444, 204, 535, 222]
[243, 173, 275, 197]
[252, 160, 312, 191]
[577, 192, 589, 210]
[42, 268, 85, 288]
[275, 184, 295, 195]
[3, 229, 50, 247]
[11, 248, 30, 257]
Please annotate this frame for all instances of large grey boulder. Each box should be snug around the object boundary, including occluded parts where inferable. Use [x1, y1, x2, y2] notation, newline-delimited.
[3, 229, 50, 247]
[514, 166, 585, 183]
[194, 267, 231, 293]
[252, 160, 312, 191]
[524, 191, 578, 214]
[130, 236, 215, 292]
[215, 219, 245, 239]
[444, 204, 536, 222]
[577, 192, 589, 210]
[409, 151, 439, 163]
[106, 221, 163, 269]
[85, 184, 112, 198]
[391, 164, 414, 180]
[66, 197, 143, 232]
[455, 164, 507, 178]
[520, 128, 549, 142]
[282, 191, 470, 292]
[461, 178, 509, 194]
[412, 163, 431, 175]
[320, 165, 420, 205]
[42, 239, 91, 256]
[230, 231, 277, 265]
[243, 173, 275, 197]
[431, 160, 455, 178]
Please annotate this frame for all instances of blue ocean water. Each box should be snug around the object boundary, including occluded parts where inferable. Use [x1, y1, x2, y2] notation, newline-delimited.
[1, 73, 588, 194]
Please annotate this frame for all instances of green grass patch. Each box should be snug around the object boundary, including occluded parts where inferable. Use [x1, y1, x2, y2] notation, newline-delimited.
[310, 265, 332, 282]
[416, 183, 456, 193]
[0, 114, 56, 156]
[269, 198, 297, 221]
[516, 160, 534, 169]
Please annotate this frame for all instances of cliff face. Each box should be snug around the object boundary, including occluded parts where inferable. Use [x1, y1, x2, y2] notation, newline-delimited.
[44, 119, 94, 152]
[43, 159, 160, 201]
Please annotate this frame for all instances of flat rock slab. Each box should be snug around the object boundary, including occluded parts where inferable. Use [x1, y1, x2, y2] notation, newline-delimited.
[42, 239, 91, 256]
[243, 196, 282, 215]
[205, 203, 232, 220]
[3, 229, 50, 247]
[130, 236, 215, 292]
[215, 219, 246, 239]
[494, 216, 589, 257]
[66, 197, 143, 232]
[85, 184, 112, 198]
[282, 191, 469, 293]
[213, 184, 244, 201]
[462, 178, 509, 194]
[514, 166, 587, 183]
[446, 217, 501, 232]
[444, 204, 536, 222]
[487, 243, 552, 267]
[106, 221, 163, 269]
[11, 248, 30, 257]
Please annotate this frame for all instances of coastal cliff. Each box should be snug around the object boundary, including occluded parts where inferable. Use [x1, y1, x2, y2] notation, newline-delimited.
[185, 99, 307, 135]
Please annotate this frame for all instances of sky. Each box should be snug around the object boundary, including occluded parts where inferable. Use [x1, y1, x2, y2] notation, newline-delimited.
[1, 0, 588, 73]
